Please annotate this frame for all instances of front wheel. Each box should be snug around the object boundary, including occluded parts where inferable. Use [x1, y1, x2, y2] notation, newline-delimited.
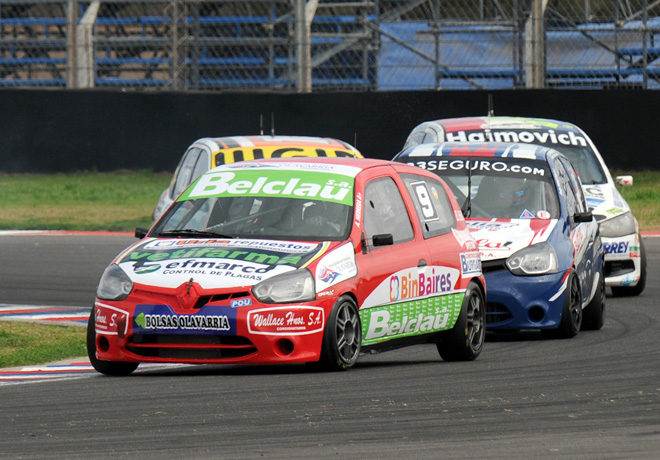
[318, 296, 361, 371]
[86, 310, 138, 376]
[543, 271, 582, 339]
[437, 281, 485, 362]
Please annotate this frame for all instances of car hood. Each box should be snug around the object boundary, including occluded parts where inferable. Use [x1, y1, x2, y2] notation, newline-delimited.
[467, 218, 558, 261]
[581, 183, 631, 221]
[113, 237, 335, 289]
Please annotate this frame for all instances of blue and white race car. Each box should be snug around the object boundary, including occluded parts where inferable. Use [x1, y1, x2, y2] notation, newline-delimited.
[394, 142, 605, 337]
[400, 116, 645, 296]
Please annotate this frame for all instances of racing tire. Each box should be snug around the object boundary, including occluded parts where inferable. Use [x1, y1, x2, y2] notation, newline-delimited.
[437, 281, 485, 362]
[318, 296, 361, 371]
[543, 272, 582, 339]
[581, 264, 606, 331]
[611, 236, 647, 297]
[86, 310, 138, 376]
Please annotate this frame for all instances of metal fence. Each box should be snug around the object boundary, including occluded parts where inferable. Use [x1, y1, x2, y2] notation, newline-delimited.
[1, 0, 659, 92]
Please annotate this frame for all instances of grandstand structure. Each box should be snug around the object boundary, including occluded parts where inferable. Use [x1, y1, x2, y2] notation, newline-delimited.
[0, 0, 659, 91]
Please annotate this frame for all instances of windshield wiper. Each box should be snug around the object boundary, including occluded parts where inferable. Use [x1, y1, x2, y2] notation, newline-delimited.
[159, 229, 236, 238]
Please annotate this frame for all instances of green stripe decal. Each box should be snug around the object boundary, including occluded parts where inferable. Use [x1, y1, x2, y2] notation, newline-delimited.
[360, 293, 464, 345]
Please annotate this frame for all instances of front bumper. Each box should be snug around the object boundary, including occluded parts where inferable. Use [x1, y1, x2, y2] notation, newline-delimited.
[93, 298, 331, 365]
[602, 232, 642, 287]
[483, 267, 568, 330]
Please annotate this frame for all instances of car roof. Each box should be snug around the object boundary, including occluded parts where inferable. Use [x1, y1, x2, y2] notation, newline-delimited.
[397, 142, 556, 162]
[422, 116, 585, 134]
[196, 135, 361, 153]
[208, 156, 401, 173]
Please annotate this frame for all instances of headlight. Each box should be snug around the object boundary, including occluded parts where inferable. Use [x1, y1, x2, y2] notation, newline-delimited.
[96, 265, 134, 301]
[252, 269, 315, 304]
[598, 211, 636, 238]
[506, 242, 558, 276]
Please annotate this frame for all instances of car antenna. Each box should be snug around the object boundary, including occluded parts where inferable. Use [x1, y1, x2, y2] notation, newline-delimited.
[259, 114, 264, 135]
[488, 93, 494, 117]
[271, 112, 275, 136]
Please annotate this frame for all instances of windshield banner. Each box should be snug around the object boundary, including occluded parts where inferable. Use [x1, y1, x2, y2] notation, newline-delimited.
[180, 169, 355, 206]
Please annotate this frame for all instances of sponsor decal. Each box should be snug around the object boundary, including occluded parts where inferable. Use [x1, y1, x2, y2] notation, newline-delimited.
[214, 145, 358, 165]
[122, 241, 322, 279]
[247, 306, 324, 335]
[444, 129, 588, 147]
[406, 159, 547, 177]
[180, 169, 354, 206]
[362, 266, 460, 309]
[354, 191, 362, 228]
[361, 293, 464, 344]
[230, 298, 252, 308]
[460, 252, 482, 276]
[144, 238, 319, 254]
[467, 220, 519, 231]
[315, 243, 357, 292]
[604, 241, 629, 255]
[94, 303, 129, 336]
[476, 239, 513, 251]
[127, 246, 307, 267]
[132, 305, 236, 335]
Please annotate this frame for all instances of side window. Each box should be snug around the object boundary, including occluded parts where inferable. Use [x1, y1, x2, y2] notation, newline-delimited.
[363, 177, 414, 248]
[173, 147, 202, 198]
[559, 157, 587, 213]
[190, 149, 211, 186]
[401, 174, 456, 238]
[553, 158, 579, 217]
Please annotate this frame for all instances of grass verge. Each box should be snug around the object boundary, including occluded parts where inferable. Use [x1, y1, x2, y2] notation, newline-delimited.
[0, 170, 171, 231]
[0, 321, 87, 368]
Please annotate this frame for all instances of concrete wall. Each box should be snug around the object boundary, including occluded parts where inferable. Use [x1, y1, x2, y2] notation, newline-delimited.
[0, 89, 656, 173]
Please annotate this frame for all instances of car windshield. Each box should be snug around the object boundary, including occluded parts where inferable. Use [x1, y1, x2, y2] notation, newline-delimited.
[411, 157, 560, 220]
[151, 165, 355, 241]
[548, 145, 607, 185]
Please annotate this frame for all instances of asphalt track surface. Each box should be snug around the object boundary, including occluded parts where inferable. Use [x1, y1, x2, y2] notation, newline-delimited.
[1, 233, 659, 459]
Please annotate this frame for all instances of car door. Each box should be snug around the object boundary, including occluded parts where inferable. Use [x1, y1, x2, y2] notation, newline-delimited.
[554, 156, 599, 306]
[354, 173, 433, 345]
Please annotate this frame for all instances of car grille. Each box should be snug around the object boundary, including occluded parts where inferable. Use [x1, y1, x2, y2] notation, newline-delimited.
[486, 302, 512, 324]
[481, 259, 507, 274]
[125, 334, 257, 360]
[132, 288, 251, 310]
[604, 259, 635, 277]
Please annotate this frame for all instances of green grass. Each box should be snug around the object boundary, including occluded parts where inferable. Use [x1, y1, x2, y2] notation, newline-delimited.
[613, 170, 660, 232]
[0, 321, 87, 368]
[0, 170, 171, 231]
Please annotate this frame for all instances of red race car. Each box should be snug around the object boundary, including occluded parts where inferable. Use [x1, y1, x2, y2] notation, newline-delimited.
[88, 157, 486, 375]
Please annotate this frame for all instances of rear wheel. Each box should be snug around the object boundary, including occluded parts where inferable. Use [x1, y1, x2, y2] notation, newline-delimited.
[611, 236, 646, 297]
[582, 264, 605, 331]
[86, 310, 138, 376]
[318, 296, 361, 371]
[543, 272, 582, 339]
[437, 281, 485, 362]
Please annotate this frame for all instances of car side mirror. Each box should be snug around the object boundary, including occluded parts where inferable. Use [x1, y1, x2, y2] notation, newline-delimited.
[615, 175, 633, 187]
[135, 227, 149, 239]
[573, 211, 593, 223]
[372, 233, 394, 247]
